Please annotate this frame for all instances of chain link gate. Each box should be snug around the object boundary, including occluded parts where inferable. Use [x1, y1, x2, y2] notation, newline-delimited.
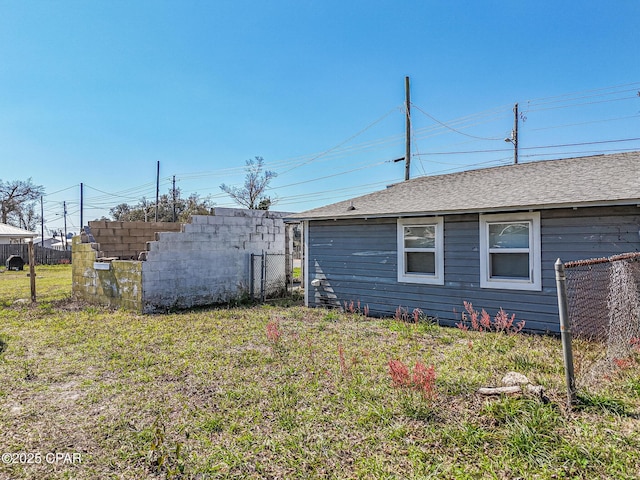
[250, 252, 293, 302]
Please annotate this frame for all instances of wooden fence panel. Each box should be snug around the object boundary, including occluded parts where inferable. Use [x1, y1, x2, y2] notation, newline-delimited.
[0, 244, 72, 266]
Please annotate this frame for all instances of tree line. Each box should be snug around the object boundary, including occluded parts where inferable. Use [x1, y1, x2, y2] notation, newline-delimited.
[2, 156, 277, 230]
[110, 156, 276, 221]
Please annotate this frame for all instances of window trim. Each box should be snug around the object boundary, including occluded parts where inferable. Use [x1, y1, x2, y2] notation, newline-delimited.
[397, 217, 444, 285]
[479, 212, 541, 291]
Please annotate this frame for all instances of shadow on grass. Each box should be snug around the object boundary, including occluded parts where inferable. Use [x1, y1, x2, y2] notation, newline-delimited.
[575, 391, 637, 417]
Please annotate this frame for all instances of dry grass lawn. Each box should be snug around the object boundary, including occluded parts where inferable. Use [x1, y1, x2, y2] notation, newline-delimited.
[0, 265, 639, 479]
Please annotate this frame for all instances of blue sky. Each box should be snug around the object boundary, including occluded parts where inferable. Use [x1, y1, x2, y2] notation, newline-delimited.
[1, 1, 639, 234]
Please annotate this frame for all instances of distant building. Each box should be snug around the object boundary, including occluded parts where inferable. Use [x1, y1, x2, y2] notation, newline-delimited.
[33, 236, 68, 250]
[0, 223, 37, 245]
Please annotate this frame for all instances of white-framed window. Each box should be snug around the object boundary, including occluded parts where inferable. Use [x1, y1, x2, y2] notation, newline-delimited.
[479, 212, 541, 291]
[397, 217, 444, 285]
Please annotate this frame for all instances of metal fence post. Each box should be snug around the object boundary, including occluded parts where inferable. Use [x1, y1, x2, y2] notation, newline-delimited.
[260, 251, 266, 303]
[288, 253, 293, 295]
[555, 258, 577, 407]
[250, 253, 255, 302]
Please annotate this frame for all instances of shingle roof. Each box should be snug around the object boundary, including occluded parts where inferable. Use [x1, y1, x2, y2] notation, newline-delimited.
[288, 151, 640, 220]
[0, 223, 37, 238]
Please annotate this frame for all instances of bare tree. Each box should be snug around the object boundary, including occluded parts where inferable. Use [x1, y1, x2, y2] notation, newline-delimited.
[220, 157, 277, 209]
[0, 178, 45, 227]
[20, 204, 39, 231]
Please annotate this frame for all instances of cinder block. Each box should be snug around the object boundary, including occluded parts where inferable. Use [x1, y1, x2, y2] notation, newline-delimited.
[89, 220, 107, 229]
[156, 231, 178, 242]
[222, 216, 251, 227]
[157, 269, 177, 282]
[190, 215, 205, 224]
[212, 207, 236, 217]
[230, 224, 253, 234]
[247, 209, 267, 218]
[142, 269, 160, 282]
[147, 243, 166, 260]
[198, 232, 217, 243]
[96, 227, 117, 238]
[130, 229, 148, 237]
[272, 242, 285, 252]
[90, 227, 104, 238]
[181, 223, 199, 233]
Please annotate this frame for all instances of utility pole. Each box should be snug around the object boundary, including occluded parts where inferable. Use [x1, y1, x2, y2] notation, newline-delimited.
[40, 196, 44, 247]
[172, 175, 177, 222]
[155, 161, 160, 222]
[404, 76, 411, 181]
[80, 182, 84, 231]
[63, 201, 68, 250]
[505, 102, 519, 164]
[512, 103, 519, 164]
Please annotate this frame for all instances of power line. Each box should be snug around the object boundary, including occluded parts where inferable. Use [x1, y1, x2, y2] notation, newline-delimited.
[521, 147, 640, 158]
[425, 157, 514, 176]
[523, 82, 640, 106]
[278, 106, 403, 176]
[42, 184, 79, 197]
[528, 114, 640, 132]
[525, 95, 638, 113]
[411, 103, 506, 141]
[36, 81, 640, 223]
[170, 101, 524, 184]
[414, 137, 640, 156]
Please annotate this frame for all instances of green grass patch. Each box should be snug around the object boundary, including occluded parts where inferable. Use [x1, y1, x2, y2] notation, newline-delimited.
[292, 266, 301, 280]
[0, 270, 639, 478]
[0, 264, 72, 306]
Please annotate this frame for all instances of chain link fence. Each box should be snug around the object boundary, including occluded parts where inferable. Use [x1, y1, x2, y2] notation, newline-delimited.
[250, 252, 293, 302]
[564, 252, 640, 386]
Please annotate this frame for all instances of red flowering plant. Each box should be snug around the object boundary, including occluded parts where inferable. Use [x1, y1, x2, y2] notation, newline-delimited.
[388, 359, 437, 402]
[456, 301, 524, 334]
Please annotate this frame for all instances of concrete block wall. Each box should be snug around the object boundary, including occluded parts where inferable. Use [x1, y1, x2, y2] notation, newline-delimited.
[71, 236, 100, 300]
[71, 236, 144, 312]
[88, 220, 182, 259]
[141, 208, 288, 312]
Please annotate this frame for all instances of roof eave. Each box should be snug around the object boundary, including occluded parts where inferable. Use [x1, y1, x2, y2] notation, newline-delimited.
[292, 199, 640, 221]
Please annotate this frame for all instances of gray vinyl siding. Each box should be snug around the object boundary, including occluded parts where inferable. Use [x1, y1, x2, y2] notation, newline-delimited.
[306, 206, 640, 333]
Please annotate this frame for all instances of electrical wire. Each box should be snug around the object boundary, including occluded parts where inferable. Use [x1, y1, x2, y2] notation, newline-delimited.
[277, 106, 402, 176]
[411, 103, 507, 141]
[520, 147, 640, 158]
[42, 184, 79, 197]
[425, 157, 514, 176]
[523, 83, 640, 107]
[528, 114, 640, 132]
[525, 95, 638, 113]
[171, 103, 515, 183]
[414, 137, 640, 156]
[35, 81, 640, 225]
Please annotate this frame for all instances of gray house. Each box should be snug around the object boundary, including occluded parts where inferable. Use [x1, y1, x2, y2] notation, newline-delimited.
[288, 151, 640, 333]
